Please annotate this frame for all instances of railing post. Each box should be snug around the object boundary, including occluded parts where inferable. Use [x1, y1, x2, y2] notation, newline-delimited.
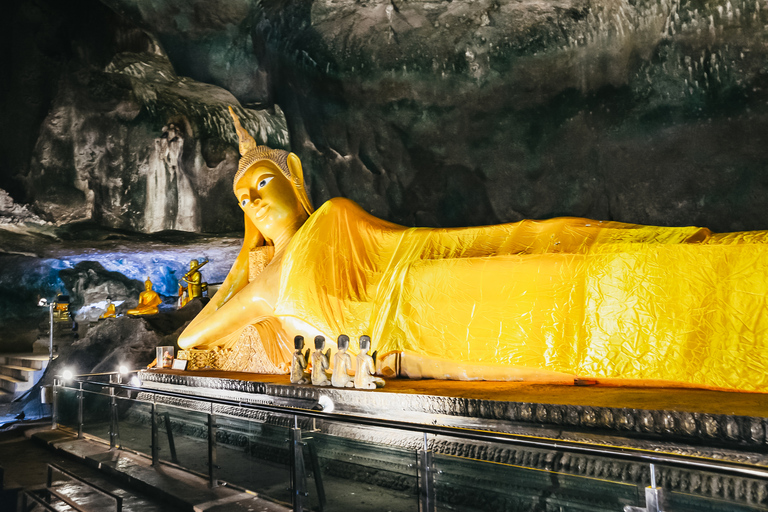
[624, 463, 666, 512]
[77, 382, 83, 439]
[417, 432, 435, 512]
[151, 400, 159, 466]
[163, 412, 178, 463]
[208, 412, 218, 488]
[290, 416, 307, 512]
[51, 379, 58, 430]
[109, 387, 117, 449]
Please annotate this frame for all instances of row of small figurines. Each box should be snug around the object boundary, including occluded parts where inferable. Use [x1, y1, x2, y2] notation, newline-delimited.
[291, 334, 385, 389]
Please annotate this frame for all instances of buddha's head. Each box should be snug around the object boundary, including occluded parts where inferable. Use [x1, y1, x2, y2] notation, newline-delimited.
[228, 106, 313, 247]
[144, 279, 153, 291]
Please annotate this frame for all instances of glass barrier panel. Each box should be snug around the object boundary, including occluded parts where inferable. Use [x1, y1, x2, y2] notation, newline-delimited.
[214, 412, 293, 506]
[155, 403, 211, 476]
[81, 386, 111, 440]
[114, 396, 152, 457]
[54, 385, 79, 430]
[300, 419, 420, 512]
[662, 467, 768, 512]
[431, 437, 644, 512]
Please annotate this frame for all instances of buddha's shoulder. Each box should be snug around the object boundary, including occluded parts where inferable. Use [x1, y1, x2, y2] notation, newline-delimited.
[312, 197, 406, 231]
[317, 197, 363, 212]
[315, 197, 367, 215]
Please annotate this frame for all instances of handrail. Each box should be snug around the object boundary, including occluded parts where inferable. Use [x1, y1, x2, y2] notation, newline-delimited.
[59, 378, 768, 483]
[47, 463, 123, 512]
[23, 491, 60, 512]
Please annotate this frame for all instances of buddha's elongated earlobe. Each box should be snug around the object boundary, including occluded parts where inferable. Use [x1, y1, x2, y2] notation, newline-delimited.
[287, 152, 314, 215]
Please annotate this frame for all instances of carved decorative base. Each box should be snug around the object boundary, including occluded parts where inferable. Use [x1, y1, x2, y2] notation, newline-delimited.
[135, 370, 768, 509]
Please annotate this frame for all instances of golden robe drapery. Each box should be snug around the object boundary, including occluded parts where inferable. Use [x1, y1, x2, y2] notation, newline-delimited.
[271, 198, 768, 392]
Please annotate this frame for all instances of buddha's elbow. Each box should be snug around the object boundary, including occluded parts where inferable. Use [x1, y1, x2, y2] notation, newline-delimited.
[177, 328, 198, 350]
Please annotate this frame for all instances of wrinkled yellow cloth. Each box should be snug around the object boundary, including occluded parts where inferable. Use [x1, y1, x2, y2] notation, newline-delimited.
[273, 198, 768, 392]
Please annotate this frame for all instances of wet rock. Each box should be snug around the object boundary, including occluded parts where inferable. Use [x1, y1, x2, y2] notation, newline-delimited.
[58, 261, 144, 321]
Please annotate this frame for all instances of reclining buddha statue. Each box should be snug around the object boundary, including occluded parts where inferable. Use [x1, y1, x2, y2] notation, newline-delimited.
[177, 106, 768, 392]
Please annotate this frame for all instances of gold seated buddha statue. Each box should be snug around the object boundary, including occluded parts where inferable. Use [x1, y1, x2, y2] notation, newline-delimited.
[99, 298, 116, 319]
[127, 279, 162, 316]
[177, 106, 768, 393]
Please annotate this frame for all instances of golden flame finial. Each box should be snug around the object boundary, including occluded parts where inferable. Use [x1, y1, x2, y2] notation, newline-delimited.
[228, 106, 258, 157]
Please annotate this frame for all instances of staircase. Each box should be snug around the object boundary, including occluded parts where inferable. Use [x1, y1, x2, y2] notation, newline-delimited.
[0, 354, 52, 402]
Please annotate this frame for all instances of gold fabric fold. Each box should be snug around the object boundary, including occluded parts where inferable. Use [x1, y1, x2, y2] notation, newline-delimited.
[273, 198, 768, 392]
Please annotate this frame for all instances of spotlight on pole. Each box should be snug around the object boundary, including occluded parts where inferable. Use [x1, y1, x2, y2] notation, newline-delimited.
[118, 365, 130, 375]
[61, 369, 74, 381]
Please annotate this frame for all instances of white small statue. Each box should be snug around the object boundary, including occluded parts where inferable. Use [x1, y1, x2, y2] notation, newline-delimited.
[331, 334, 354, 388]
[311, 335, 331, 386]
[354, 335, 385, 389]
[290, 335, 310, 384]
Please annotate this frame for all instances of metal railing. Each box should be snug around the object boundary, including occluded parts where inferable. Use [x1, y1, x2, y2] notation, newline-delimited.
[53, 375, 768, 512]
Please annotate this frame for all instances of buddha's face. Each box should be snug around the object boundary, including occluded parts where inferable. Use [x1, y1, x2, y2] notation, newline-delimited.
[144, 280, 152, 291]
[235, 163, 306, 243]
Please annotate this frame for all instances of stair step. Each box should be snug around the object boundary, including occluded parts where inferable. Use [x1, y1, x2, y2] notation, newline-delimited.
[0, 374, 26, 393]
[1, 364, 40, 373]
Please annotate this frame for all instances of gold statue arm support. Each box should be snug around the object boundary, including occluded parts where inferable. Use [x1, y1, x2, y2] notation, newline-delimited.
[184, 216, 263, 331]
[177, 277, 274, 349]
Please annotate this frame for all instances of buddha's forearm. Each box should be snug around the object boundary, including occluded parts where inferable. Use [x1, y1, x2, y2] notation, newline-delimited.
[177, 291, 272, 349]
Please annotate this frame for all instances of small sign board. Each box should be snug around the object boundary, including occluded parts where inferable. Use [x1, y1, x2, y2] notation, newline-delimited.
[171, 358, 188, 371]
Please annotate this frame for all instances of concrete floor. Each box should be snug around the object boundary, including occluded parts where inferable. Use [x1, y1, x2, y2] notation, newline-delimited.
[148, 369, 768, 418]
[0, 423, 185, 511]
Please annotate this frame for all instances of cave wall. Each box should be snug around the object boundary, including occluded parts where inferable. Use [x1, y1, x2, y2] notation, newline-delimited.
[4, 0, 768, 233]
[1, 0, 287, 234]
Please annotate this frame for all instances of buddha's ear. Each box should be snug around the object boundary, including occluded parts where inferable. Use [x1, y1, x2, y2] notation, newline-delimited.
[287, 152, 315, 214]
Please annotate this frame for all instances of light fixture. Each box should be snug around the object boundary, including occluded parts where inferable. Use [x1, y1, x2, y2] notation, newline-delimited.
[129, 376, 142, 388]
[38, 298, 49, 307]
[317, 395, 334, 413]
[118, 365, 130, 375]
[61, 369, 74, 381]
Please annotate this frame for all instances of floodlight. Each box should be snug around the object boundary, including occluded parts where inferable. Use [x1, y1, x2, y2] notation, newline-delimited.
[118, 365, 130, 375]
[318, 395, 334, 413]
[62, 369, 74, 381]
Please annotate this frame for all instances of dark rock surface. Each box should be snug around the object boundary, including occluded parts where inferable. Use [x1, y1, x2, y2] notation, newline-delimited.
[5, 0, 768, 233]
[0, 225, 239, 351]
[2, 0, 286, 235]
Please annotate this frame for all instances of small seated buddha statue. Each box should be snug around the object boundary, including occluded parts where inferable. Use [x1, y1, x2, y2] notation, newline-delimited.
[355, 335, 384, 390]
[311, 335, 331, 386]
[99, 297, 116, 319]
[127, 279, 162, 316]
[290, 335, 310, 384]
[331, 334, 354, 388]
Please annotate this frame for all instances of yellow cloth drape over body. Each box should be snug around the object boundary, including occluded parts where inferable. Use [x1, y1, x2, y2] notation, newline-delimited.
[273, 198, 768, 392]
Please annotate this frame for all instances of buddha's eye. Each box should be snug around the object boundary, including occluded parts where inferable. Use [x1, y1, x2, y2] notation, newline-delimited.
[240, 198, 250, 208]
[257, 177, 274, 190]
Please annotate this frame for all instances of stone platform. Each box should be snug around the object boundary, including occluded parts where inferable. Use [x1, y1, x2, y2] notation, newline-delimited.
[132, 369, 768, 510]
[138, 369, 768, 451]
